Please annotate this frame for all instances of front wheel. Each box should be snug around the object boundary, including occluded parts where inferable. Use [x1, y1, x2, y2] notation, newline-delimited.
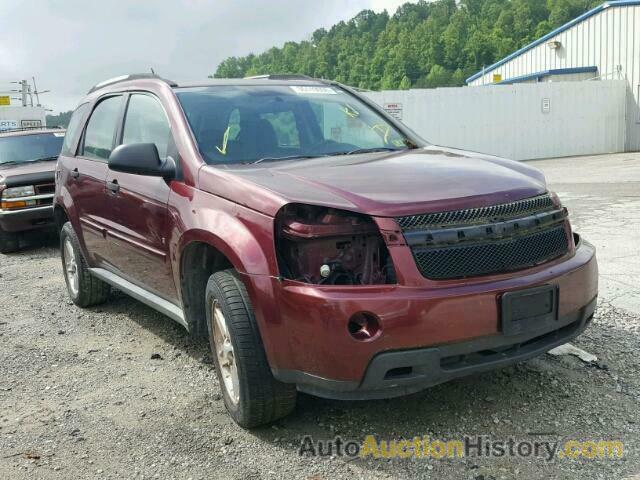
[206, 269, 296, 428]
[0, 228, 19, 254]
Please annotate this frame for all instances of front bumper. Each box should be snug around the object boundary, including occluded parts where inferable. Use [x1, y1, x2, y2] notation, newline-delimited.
[274, 296, 596, 400]
[247, 234, 598, 399]
[0, 206, 54, 233]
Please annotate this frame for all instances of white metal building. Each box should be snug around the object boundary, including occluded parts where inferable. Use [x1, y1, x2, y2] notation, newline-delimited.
[466, 0, 640, 151]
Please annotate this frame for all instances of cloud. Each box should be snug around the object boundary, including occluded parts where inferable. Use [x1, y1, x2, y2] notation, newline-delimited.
[1, 0, 413, 113]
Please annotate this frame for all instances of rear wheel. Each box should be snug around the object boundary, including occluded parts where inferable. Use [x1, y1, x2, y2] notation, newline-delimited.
[60, 222, 111, 307]
[0, 228, 19, 254]
[206, 269, 296, 428]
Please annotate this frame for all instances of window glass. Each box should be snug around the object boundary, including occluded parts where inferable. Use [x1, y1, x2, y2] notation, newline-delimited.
[176, 85, 413, 164]
[61, 103, 90, 156]
[82, 96, 123, 160]
[0, 133, 64, 165]
[122, 94, 172, 159]
[260, 111, 299, 147]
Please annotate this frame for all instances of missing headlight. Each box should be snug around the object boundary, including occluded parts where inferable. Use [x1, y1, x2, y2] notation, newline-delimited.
[275, 204, 396, 285]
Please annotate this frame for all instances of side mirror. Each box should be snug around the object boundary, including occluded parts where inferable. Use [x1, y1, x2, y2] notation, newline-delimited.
[108, 143, 176, 178]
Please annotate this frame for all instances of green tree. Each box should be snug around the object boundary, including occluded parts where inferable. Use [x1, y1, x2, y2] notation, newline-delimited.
[212, 0, 598, 89]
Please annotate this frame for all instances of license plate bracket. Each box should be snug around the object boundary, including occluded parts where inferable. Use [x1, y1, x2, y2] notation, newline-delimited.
[501, 285, 558, 336]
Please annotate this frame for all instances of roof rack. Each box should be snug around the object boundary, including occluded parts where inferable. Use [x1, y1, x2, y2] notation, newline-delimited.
[243, 74, 315, 81]
[87, 74, 178, 94]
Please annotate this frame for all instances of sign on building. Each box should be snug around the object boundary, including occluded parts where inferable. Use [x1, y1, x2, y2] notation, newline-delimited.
[383, 103, 403, 121]
[0, 120, 18, 131]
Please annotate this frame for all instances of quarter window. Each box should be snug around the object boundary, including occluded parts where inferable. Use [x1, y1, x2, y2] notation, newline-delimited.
[62, 103, 90, 156]
[82, 96, 123, 161]
[122, 94, 172, 159]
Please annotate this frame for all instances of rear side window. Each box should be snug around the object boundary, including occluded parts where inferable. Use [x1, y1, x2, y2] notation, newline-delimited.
[122, 94, 172, 160]
[61, 103, 90, 156]
[82, 96, 123, 161]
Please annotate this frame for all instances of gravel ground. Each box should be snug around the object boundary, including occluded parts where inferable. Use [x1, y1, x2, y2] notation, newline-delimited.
[1, 154, 640, 480]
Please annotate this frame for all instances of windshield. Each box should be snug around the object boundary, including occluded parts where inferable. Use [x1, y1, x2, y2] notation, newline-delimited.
[175, 85, 414, 164]
[0, 132, 65, 165]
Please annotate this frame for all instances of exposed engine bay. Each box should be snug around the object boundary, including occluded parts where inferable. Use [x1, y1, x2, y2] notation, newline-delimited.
[275, 204, 396, 285]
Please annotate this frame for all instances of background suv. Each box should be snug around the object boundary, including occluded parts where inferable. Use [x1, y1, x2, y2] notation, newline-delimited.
[0, 128, 65, 253]
[54, 74, 598, 428]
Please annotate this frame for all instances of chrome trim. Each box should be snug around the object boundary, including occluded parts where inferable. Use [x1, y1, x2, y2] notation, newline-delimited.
[0, 205, 54, 216]
[88, 268, 187, 329]
[1, 194, 54, 203]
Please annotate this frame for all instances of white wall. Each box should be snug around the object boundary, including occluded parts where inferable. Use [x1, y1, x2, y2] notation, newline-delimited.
[365, 81, 628, 161]
[0, 106, 47, 131]
[467, 3, 640, 150]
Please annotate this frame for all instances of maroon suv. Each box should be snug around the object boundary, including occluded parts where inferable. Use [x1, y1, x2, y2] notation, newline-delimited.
[0, 128, 65, 253]
[54, 74, 598, 427]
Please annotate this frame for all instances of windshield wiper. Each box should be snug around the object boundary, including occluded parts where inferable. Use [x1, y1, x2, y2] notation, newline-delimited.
[28, 156, 59, 163]
[0, 156, 59, 166]
[326, 147, 403, 157]
[251, 154, 326, 165]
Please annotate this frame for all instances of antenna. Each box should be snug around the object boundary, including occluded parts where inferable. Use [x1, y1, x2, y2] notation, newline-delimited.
[31, 77, 50, 107]
[150, 67, 156, 75]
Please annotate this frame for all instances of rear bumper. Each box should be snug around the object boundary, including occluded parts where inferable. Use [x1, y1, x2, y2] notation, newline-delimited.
[273, 296, 596, 400]
[0, 206, 54, 233]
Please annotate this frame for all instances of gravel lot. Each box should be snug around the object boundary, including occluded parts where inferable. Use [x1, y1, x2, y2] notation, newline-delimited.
[1, 153, 639, 480]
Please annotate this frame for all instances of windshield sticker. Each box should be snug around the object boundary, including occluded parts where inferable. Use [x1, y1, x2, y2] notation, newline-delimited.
[290, 86, 337, 95]
[53, 132, 65, 137]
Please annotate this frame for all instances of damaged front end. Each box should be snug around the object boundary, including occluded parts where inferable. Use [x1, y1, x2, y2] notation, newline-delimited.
[275, 204, 396, 285]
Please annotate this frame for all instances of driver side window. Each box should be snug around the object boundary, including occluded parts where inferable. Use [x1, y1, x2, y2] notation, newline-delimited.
[122, 94, 172, 160]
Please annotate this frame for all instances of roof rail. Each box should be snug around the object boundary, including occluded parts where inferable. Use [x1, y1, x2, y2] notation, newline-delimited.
[243, 74, 315, 81]
[87, 74, 178, 94]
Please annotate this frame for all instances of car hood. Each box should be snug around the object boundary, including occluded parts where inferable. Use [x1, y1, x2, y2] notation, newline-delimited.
[0, 161, 56, 187]
[200, 146, 548, 217]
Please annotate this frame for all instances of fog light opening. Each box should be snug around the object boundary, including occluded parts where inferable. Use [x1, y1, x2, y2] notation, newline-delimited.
[348, 312, 381, 341]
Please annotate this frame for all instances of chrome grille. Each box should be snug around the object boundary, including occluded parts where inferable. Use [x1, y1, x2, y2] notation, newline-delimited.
[396, 194, 554, 230]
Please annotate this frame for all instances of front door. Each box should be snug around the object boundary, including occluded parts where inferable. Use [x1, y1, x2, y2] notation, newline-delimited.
[102, 93, 176, 300]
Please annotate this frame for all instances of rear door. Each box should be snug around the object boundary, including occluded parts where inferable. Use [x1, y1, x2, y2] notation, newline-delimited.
[101, 93, 176, 300]
[67, 95, 124, 265]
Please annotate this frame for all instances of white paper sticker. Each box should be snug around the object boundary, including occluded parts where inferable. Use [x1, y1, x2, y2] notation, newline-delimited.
[53, 132, 65, 137]
[290, 86, 337, 95]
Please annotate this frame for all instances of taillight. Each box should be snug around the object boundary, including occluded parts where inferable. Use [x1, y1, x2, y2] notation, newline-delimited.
[275, 204, 396, 285]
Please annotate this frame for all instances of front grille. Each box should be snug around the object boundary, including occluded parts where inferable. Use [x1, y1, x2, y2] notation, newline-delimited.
[397, 194, 554, 230]
[35, 183, 55, 206]
[396, 193, 570, 280]
[35, 183, 55, 195]
[412, 225, 569, 279]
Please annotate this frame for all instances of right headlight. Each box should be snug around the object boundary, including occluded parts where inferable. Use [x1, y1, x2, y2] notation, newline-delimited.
[2, 185, 35, 199]
[275, 203, 396, 285]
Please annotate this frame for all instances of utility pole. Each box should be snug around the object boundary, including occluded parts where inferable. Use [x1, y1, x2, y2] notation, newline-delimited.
[21, 80, 28, 107]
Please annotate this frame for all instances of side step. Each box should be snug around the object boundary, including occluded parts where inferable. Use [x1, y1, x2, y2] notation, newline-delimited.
[89, 268, 187, 329]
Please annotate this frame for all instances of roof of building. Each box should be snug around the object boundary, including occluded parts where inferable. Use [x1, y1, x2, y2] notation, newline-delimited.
[466, 0, 640, 84]
[495, 66, 598, 84]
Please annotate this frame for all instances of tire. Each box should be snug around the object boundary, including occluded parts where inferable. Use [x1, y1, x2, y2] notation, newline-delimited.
[0, 228, 19, 254]
[206, 269, 296, 428]
[60, 222, 111, 307]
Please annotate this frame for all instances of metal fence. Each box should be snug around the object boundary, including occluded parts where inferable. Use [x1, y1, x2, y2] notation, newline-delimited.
[365, 80, 628, 161]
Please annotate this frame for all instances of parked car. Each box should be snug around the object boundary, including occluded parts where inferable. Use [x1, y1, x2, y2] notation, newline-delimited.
[54, 74, 598, 428]
[0, 128, 65, 253]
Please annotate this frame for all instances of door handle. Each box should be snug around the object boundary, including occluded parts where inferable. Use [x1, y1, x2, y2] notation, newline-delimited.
[70, 168, 80, 179]
[107, 179, 120, 193]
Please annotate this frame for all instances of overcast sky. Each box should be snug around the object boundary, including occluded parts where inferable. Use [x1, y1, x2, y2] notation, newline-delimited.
[0, 0, 410, 114]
